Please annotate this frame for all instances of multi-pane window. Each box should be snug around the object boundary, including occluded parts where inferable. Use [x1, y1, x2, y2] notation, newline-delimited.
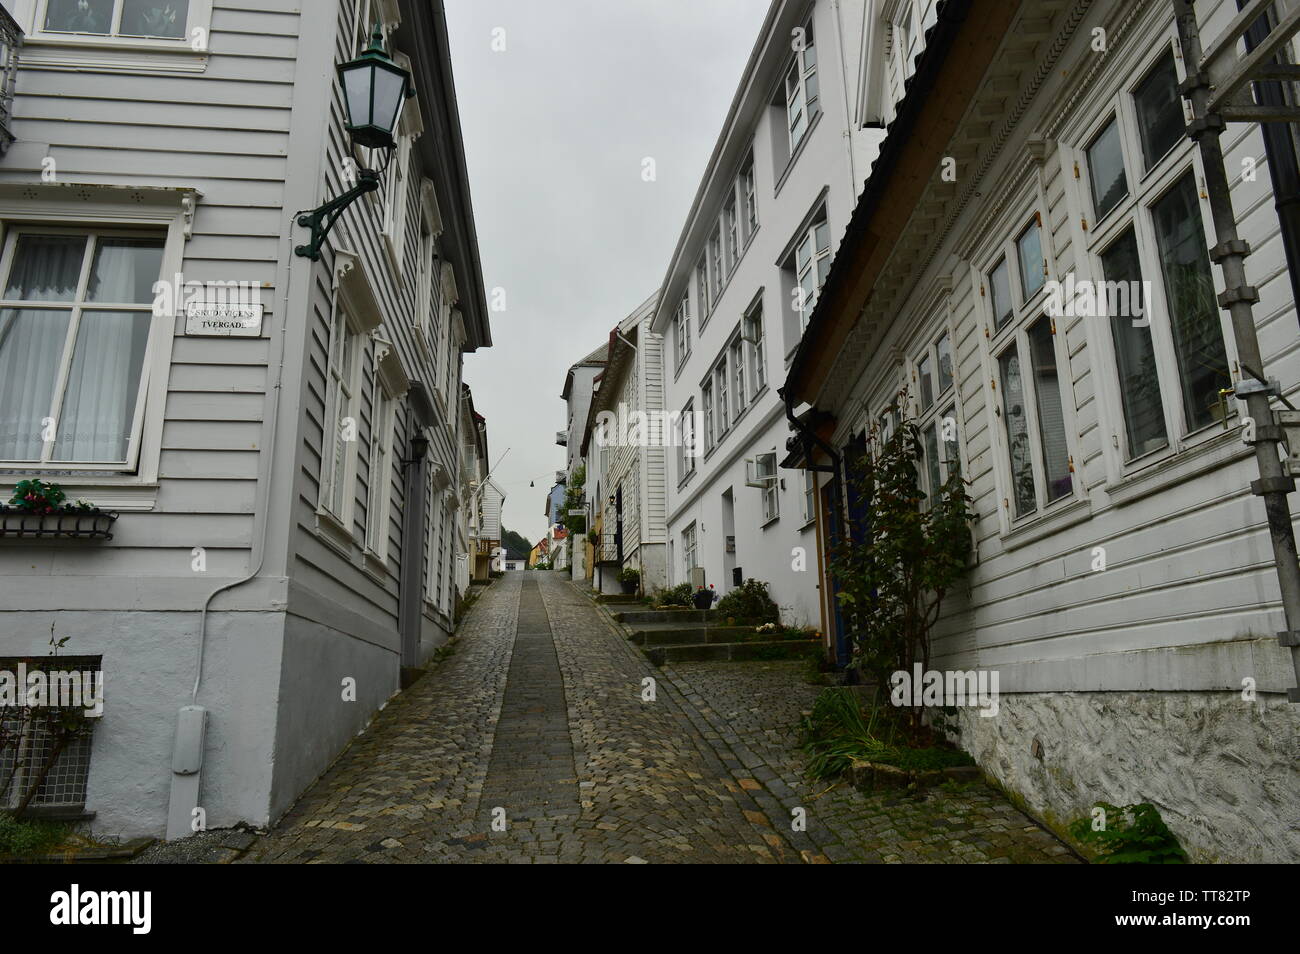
[672, 293, 691, 369]
[742, 158, 758, 239]
[678, 400, 696, 480]
[730, 339, 745, 421]
[1079, 44, 1232, 461]
[724, 196, 740, 272]
[43, 0, 191, 38]
[802, 469, 817, 524]
[709, 228, 723, 302]
[696, 259, 710, 321]
[750, 451, 779, 522]
[0, 230, 162, 466]
[682, 522, 698, 574]
[912, 323, 961, 505]
[794, 213, 832, 326]
[702, 380, 714, 452]
[984, 201, 1073, 519]
[365, 378, 395, 559]
[322, 304, 362, 523]
[784, 16, 820, 152]
[714, 362, 728, 437]
[745, 306, 766, 394]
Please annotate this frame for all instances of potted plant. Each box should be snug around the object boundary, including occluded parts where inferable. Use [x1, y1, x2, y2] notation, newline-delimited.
[1, 480, 117, 540]
[692, 583, 717, 610]
[617, 566, 640, 594]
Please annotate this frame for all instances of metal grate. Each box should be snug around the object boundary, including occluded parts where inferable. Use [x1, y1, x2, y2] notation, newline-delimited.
[0, 4, 19, 154]
[0, 718, 94, 808]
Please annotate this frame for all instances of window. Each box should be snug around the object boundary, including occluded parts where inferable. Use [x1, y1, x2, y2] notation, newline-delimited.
[364, 355, 396, 561]
[702, 380, 714, 451]
[709, 228, 723, 302]
[988, 258, 1012, 328]
[0, 657, 100, 811]
[382, 132, 412, 270]
[745, 305, 766, 394]
[917, 354, 934, 411]
[784, 16, 820, 153]
[730, 338, 745, 421]
[682, 522, 698, 574]
[995, 316, 1072, 519]
[696, 259, 710, 320]
[724, 196, 739, 272]
[1086, 118, 1128, 221]
[1133, 51, 1184, 170]
[0, 230, 162, 467]
[801, 469, 816, 524]
[1153, 173, 1230, 431]
[415, 231, 440, 360]
[935, 331, 953, 394]
[793, 213, 832, 328]
[742, 157, 758, 239]
[678, 400, 696, 480]
[1017, 217, 1045, 299]
[714, 362, 728, 437]
[321, 303, 362, 525]
[1100, 227, 1167, 457]
[1079, 49, 1233, 458]
[748, 451, 779, 522]
[672, 293, 691, 369]
[42, 0, 192, 38]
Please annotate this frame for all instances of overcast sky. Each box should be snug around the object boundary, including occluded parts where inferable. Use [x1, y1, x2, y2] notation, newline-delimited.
[446, 0, 768, 544]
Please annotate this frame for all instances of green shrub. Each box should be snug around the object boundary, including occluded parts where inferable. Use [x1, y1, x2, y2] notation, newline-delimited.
[617, 567, 640, 585]
[654, 583, 693, 607]
[1068, 802, 1187, 864]
[0, 815, 69, 857]
[715, 579, 779, 623]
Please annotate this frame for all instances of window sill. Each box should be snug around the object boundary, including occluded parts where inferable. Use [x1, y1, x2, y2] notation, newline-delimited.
[677, 468, 697, 493]
[315, 507, 356, 557]
[798, 517, 816, 532]
[21, 34, 209, 73]
[999, 495, 1093, 552]
[774, 111, 823, 200]
[761, 514, 780, 529]
[1106, 426, 1249, 508]
[0, 479, 157, 513]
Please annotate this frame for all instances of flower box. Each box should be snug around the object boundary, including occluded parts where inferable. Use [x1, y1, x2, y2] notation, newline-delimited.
[0, 506, 118, 540]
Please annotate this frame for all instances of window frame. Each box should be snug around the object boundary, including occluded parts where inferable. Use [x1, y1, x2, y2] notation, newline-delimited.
[0, 195, 188, 497]
[15, 0, 215, 73]
[1072, 35, 1237, 476]
[0, 227, 163, 472]
[784, 13, 821, 154]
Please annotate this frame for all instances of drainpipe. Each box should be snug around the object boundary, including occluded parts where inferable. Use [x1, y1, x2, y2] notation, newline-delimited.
[830, 0, 859, 197]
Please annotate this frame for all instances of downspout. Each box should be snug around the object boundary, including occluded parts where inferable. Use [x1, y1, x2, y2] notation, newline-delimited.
[830, 0, 859, 197]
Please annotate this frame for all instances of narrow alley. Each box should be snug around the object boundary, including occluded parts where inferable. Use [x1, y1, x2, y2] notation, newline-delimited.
[240, 574, 1076, 864]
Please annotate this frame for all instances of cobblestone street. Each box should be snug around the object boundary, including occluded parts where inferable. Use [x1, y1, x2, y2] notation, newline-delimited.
[240, 572, 1078, 864]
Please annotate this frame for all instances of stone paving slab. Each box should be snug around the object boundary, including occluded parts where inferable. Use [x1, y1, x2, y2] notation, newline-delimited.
[232, 571, 1078, 864]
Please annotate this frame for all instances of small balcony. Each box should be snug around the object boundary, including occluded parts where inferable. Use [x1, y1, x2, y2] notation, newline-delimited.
[0, 4, 21, 154]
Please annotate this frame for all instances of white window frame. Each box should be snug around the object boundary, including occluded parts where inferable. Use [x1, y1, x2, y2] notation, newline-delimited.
[319, 250, 383, 543]
[746, 451, 780, 523]
[784, 13, 820, 153]
[0, 227, 161, 471]
[14, 0, 214, 72]
[729, 337, 746, 422]
[800, 469, 817, 526]
[682, 521, 698, 576]
[745, 303, 767, 395]
[1070, 35, 1236, 478]
[0, 188, 190, 504]
[792, 212, 832, 330]
[979, 201, 1077, 524]
[672, 293, 691, 370]
[695, 259, 710, 324]
[742, 155, 758, 240]
[677, 399, 696, 482]
[702, 380, 714, 452]
[714, 360, 729, 439]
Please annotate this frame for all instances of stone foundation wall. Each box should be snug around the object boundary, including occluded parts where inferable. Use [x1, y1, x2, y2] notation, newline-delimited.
[954, 691, 1300, 863]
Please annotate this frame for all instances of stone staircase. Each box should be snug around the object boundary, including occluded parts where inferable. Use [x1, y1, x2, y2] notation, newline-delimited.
[608, 605, 819, 666]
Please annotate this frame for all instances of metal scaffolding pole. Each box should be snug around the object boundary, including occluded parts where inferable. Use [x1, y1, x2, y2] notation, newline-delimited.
[1173, 0, 1300, 700]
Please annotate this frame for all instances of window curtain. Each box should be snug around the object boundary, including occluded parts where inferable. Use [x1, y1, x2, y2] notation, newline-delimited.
[0, 309, 70, 460]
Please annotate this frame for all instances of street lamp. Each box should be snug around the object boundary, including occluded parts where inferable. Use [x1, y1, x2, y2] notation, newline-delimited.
[295, 22, 414, 260]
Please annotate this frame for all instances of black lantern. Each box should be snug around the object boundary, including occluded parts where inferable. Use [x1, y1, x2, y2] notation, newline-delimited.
[338, 23, 414, 151]
[295, 22, 414, 260]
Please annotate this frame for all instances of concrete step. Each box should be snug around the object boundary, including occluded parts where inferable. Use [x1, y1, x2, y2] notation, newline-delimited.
[643, 640, 819, 666]
[612, 608, 714, 624]
[629, 626, 756, 646]
[593, 593, 644, 604]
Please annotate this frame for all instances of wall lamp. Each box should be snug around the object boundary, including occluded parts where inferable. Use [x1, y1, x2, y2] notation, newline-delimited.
[295, 23, 414, 260]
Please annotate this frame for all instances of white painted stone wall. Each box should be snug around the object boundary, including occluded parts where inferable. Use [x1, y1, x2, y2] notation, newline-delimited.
[955, 691, 1300, 863]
